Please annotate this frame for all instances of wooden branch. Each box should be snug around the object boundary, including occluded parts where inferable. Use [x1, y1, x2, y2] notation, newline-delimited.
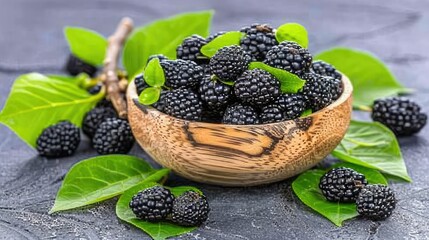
[103, 17, 133, 119]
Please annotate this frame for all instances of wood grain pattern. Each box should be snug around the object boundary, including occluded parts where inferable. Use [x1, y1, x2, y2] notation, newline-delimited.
[127, 75, 353, 186]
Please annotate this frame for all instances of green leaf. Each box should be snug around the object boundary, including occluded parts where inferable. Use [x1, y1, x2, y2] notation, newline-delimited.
[0, 73, 103, 147]
[331, 162, 388, 185]
[332, 120, 411, 182]
[275, 23, 309, 48]
[144, 58, 165, 87]
[116, 183, 201, 240]
[64, 27, 107, 66]
[292, 167, 387, 226]
[300, 109, 312, 117]
[315, 48, 411, 109]
[50, 155, 170, 213]
[123, 11, 214, 80]
[200, 31, 244, 57]
[249, 62, 306, 93]
[139, 87, 161, 105]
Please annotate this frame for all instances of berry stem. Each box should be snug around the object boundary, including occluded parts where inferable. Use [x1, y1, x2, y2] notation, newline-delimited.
[102, 17, 134, 119]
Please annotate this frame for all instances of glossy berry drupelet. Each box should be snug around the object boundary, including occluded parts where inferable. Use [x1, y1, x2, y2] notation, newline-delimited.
[300, 73, 334, 111]
[134, 74, 149, 95]
[129, 186, 175, 221]
[234, 69, 280, 107]
[356, 184, 396, 220]
[240, 23, 278, 61]
[206, 31, 226, 43]
[264, 41, 312, 75]
[170, 191, 210, 226]
[209, 45, 251, 81]
[199, 76, 233, 110]
[372, 97, 427, 136]
[260, 105, 285, 124]
[319, 167, 368, 202]
[92, 118, 135, 155]
[160, 59, 204, 89]
[272, 93, 307, 120]
[176, 35, 208, 64]
[222, 103, 260, 125]
[152, 90, 168, 112]
[147, 54, 168, 64]
[82, 107, 117, 138]
[310, 60, 342, 80]
[36, 121, 80, 158]
[163, 89, 203, 121]
[65, 54, 97, 77]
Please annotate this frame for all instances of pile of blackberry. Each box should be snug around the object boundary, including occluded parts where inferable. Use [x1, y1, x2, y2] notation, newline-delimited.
[136, 24, 344, 125]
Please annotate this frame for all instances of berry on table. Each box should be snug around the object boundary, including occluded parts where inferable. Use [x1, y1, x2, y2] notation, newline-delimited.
[129, 186, 175, 221]
[264, 41, 312, 76]
[222, 103, 260, 125]
[163, 89, 203, 121]
[176, 35, 208, 64]
[65, 54, 97, 77]
[36, 121, 80, 158]
[82, 107, 117, 138]
[319, 167, 368, 202]
[160, 59, 204, 89]
[356, 184, 396, 220]
[170, 191, 210, 226]
[92, 118, 135, 155]
[209, 45, 250, 81]
[240, 23, 278, 61]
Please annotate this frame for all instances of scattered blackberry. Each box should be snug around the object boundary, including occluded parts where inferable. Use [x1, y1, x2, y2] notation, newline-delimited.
[272, 93, 306, 120]
[82, 107, 117, 138]
[177, 35, 208, 64]
[134, 74, 149, 95]
[206, 31, 226, 43]
[209, 45, 250, 81]
[301, 73, 333, 111]
[170, 191, 210, 226]
[234, 69, 280, 106]
[356, 184, 396, 220]
[160, 60, 204, 89]
[199, 76, 233, 109]
[147, 54, 168, 64]
[240, 23, 278, 61]
[65, 54, 97, 77]
[36, 121, 80, 158]
[372, 97, 427, 136]
[163, 89, 203, 121]
[311, 60, 342, 80]
[319, 167, 368, 202]
[264, 41, 312, 75]
[222, 103, 260, 125]
[129, 186, 174, 221]
[92, 118, 135, 154]
[88, 83, 102, 95]
[260, 105, 285, 124]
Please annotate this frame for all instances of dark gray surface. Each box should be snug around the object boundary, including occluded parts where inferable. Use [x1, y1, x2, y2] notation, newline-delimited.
[1, 0, 428, 239]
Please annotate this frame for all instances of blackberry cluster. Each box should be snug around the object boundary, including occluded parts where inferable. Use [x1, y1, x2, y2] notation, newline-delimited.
[272, 93, 306, 119]
[36, 121, 80, 158]
[65, 54, 97, 77]
[170, 191, 210, 226]
[82, 107, 117, 138]
[319, 168, 397, 221]
[199, 75, 232, 110]
[160, 59, 204, 89]
[147, 54, 168, 64]
[134, 74, 149, 95]
[206, 31, 226, 42]
[240, 24, 278, 61]
[372, 97, 427, 136]
[163, 89, 203, 121]
[209, 45, 250, 81]
[222, 103, 260, 125]
[260, 105, 285, 124]
[92, 118, 135, 155]
[264, 41, 313, 75]
[130, 186, 175, 221]
[311, 60, 342, 80]
[177, 35, 208, 64]
[301, 73, 340, 111]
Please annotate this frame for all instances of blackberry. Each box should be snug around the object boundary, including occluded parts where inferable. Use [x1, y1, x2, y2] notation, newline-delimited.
[206, 31, 226, 43]
[372, 97, 427, 136]
[82, 107, 117, 138]
[234, 69, 280, 106]
[319, 167, 368, 202]
[176, 35, 208, 64]
[152, 90, 167, 112]
[222, 103, 260, 125]
[240, 23, 278, 61]
[326, 77, 343, 101]
[209, 45, 250, 81]
[92, 118, 135, 154]
[272, 93, 306, 120]
[96, 98, 113, 108]
[356, 184, 396, 220]
[129, 186, 174, 221]
[201, 107, 224, 123]
[160, 60, 204, 89]
[260, 105, 285, 124]
[65, 54, 97, 77]
[88, 83, 102, 95]
[134, 74, 149, 95]
[163, 89, 203, 121]
[264, 41, 312, 75]
[310, 60, 342, 80]
[199, 76, 233, 109]
[301, 73, 333, 111]
[170, 191, 210, 226]
[147, 54, 168, 64]
[36, 121, 80, 158]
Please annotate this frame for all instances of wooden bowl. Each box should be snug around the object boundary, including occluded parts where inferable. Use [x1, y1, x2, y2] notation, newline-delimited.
[127, 75, 353, 186]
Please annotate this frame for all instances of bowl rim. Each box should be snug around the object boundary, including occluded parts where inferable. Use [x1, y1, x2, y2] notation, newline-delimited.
[127, 73, 353, 127]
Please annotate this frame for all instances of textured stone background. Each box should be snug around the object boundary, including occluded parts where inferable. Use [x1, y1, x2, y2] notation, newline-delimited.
[1, 0, 428, 239]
